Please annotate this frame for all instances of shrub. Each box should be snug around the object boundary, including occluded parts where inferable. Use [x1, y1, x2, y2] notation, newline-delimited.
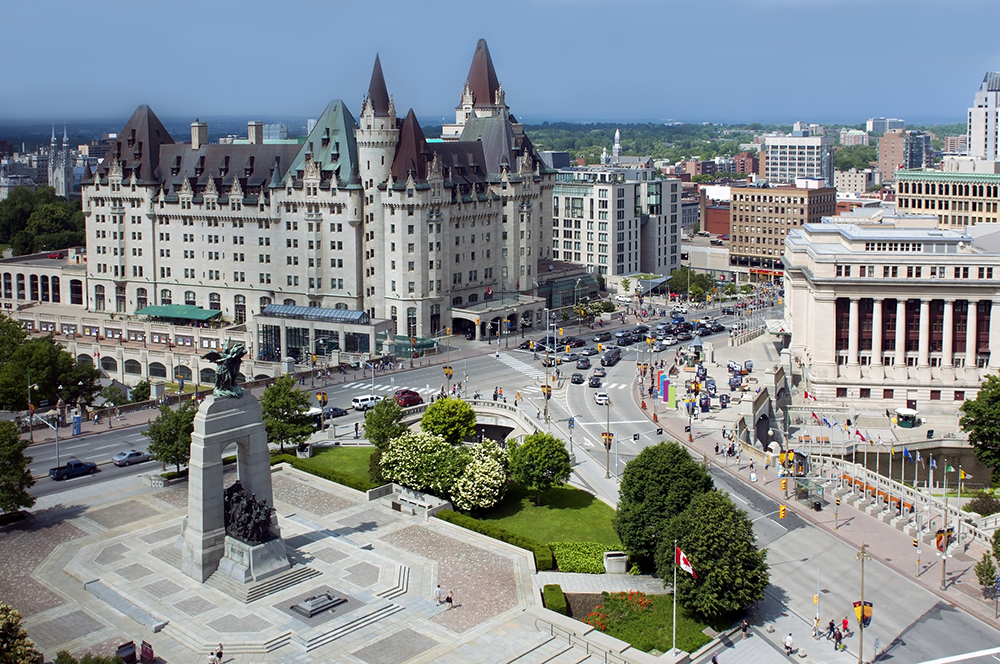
[550, 541, 613, 574]
[965, 491, 1000, 517]
[543, 584, 567, 615]
[369, 447, 385, 484]
[270, 453, 377, 493]
[435, 509, 553, 570]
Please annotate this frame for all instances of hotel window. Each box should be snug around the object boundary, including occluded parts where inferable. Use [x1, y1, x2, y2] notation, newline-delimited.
[954, 391, 965, 401]
[883, 389, 894, 400]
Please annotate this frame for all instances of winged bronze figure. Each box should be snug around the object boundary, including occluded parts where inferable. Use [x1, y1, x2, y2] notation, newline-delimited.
[202, 339, 247, 398]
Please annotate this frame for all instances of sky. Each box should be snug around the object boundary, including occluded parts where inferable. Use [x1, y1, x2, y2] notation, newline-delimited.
[3, 0, 999, 127]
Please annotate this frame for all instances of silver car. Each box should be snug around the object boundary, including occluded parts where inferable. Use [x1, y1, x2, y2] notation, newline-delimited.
[112, 449, 151, 466]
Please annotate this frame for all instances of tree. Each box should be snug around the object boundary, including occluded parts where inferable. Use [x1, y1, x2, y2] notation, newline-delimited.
[129, 380, 151, 403]
[959, 375, 1000, 485]
[363, 398, 406, 449]
[620, 278, 632, 294]
[380, 431, 470, 498]
[55, 651, 123, 664]
[974, 552, 997, 597]
[613, 442, 713, 567]
[656, 490, 769, 620]
[261, 374, 313, 453]
[420, 397, 477, 446]
[0, 601, 40, 664]
[0, 335, 100, 411]
[100, 385, 128, 408]
[992, 529, 1000, 564]
[508, 432, 571, 505]
[451, 439, 510, 512]
[144, 402, 197, 472]
[0, 421, 35, 514]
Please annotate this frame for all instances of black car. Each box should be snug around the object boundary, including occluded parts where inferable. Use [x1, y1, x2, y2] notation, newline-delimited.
[632, 324, 650, 334]
[571, 372, 585, 384]
[465, 331, 476, 340]
[593, 331, 613, 342]
[588, 376, 602, 387]
[518, 339, 533, 350]
[542, 357, 557, 367]
[617, 336, 634, 346]
[721, 306, 736, 315]
[324, 406, 349, 418]
[630, 333, 646, 343]
[576, 358, 591, 370]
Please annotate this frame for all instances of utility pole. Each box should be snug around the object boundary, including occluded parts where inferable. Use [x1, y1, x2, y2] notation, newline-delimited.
[605, 397, 611, 479]
[856, 543, 871, 664]
[543, 308, 550, 424]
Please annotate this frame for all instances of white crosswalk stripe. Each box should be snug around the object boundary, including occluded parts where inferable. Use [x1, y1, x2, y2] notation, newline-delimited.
[496, 353, 546, 379]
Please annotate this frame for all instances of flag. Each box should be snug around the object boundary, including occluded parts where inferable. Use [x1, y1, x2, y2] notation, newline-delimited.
[866, 429, 872, 442]
[832, 418, 840, 429]
[904, 447, 912, 462]
[961, 469, 970, 480]
[930, 457, 937, 470]
[486, 286, 493, 296]
[885, 408, 892, 419]
[855, 429, 865, 441]
[804, 390, 817, 401]
[675, 547, 697, 578]
[946, 464, 955, 472]
[822, 416, 831, 428]
[811, 412, 820, 422]
[917, 451, 924, 466]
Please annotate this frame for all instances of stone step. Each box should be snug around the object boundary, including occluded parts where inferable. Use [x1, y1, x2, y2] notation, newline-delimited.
[538, 643, 591, 664]
[150, 542, 183, 570]
[375, 564, 409, 600]
[299, 601, 404, 651]
[500, 635, 556, 664]
[205, 564, 321, 604]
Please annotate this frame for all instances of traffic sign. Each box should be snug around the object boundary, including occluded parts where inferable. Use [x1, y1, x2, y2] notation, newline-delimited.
[633, 433, 640, 441]
[568, 417, 575, 429]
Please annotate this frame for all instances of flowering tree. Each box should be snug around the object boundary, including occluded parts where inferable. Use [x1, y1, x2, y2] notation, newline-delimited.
[380, 431, 470, 497]
[451, 438, 509, 511]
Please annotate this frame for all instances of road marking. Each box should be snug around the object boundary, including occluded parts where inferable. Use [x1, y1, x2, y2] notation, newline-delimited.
[576, 420, 649, 426]
[496, 353, 546, 379]
[92, 443, 122, 451]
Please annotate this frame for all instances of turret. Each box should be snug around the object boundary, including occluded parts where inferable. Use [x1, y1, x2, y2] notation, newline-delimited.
[357, 54, 399, 189]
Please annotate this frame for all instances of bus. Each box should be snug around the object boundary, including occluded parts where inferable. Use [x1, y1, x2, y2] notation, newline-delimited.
[306, 407, 324, 431]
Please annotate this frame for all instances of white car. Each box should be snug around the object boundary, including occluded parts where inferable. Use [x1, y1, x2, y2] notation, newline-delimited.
[351, 395, 380, 411]
[672, 306, 688, 314]
[594, 392, 610, 406]
[661, 336, 678, 346]
[615, 295, 632, 303]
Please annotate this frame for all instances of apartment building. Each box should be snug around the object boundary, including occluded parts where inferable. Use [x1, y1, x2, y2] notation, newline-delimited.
[758, 134, 835, 187]
[866, 117, 905, 134]
[878, 129, 930, 183]
[895, 169, 1000, 227]
[968, 72, 1000, 161]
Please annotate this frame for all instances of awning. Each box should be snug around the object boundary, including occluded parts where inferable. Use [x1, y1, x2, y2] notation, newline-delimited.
[135, 305, 221, 322]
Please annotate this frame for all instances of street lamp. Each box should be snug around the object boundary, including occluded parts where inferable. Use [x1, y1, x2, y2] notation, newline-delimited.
[856, 543, 871, 664]
[27, 377, 38, 444]
[604, 396, 612, 479]
[316, 338, 327, 387]
[575, 278, 584, 334]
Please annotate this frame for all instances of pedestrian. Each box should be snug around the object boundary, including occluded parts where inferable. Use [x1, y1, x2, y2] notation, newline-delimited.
[714, 442, 719, 455]
[215, 643, 224, 664]
[445, 591, 454, 610]
[354, 422, 359, 439]
[722, 426, 726, 440]
[495, 350, 500, 359]
[833, 627, 843, 651]
[842, 616, 850, 636]
[749, 459, 755, 473]
[435, 584, 442, 604]
[826, 619, 836, 640]
[711, 653, 719, 664]
[741, 619, 749, 640]
[784, 633, 794, 656]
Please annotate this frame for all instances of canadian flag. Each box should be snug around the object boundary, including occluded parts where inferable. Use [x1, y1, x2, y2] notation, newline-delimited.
[804, 391, 817, 401]
[675, 546, 697, 578]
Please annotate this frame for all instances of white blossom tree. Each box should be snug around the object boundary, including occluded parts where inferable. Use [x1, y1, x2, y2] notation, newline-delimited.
[452, 438, 510, 511]
[380, 431, 469, 497]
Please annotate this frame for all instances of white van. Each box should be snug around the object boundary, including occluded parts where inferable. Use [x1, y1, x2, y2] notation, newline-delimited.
[615, 295, 632, 303]
[351, 395, 380, 411]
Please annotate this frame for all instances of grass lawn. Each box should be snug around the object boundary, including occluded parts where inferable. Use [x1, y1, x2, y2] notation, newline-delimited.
[581, 591, 717, 654]
[480, 483, 621, 546]
[299, 446, 374, 484]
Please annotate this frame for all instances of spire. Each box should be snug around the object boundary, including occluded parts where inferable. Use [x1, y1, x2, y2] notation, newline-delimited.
[613, 128, 622, 164]
[50, 124, 56, 146]
[62, 123, 68, 146]
[391, 109, 429, 183]
[367, 54, 391, 116]
[465, 39, 500, 108]
[82, 162, 93, 182]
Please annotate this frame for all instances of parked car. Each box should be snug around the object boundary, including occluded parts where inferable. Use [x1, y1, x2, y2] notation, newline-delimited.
[592, 367, 607, 377]
[112, 449, 151, 467]
[576, 358, 591, 370]
[49, 458, 97, 480]
[580, 346, 599, 356]
[351, 395, 380, 411]
[594, 392, 610, 405]
[396, 392, 424, 407]
[323, 406, 349, 418]
[571, 372, 585, 384]
[593, 331, 613, 342]
[589, 376, 602, 388]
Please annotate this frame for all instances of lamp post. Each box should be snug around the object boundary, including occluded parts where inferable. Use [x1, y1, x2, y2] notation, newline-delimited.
[605, 396, 612, 479]
[856, 543, 871, 664]
[575, 278, 584, 334]
[316, 338, 327, 387]
[543, 308, 552, 424]
[27, 374, 38, 444]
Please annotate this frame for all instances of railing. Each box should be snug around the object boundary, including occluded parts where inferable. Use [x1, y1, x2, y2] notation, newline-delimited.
[533, 618, 628, 664]
[399, 398, 542, 439]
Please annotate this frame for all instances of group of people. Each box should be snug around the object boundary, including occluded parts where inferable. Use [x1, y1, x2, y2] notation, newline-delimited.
[434, 585, 456, 610]
[824, 617, 852, 652]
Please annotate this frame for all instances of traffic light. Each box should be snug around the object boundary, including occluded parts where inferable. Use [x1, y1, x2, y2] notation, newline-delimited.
[529, 341, 534, 349]
[475, 317, 480, 325]
[780, 478, 787, 491]
[632, 433, 639, 441]
[544, 385, 552, 399]
[779, 505, 787, 519]
[565, 345, 571, 353]
[835, 496, 841, 506]
[602, 432, 612, 449]
[559, 328, 564, 335]
[443, 365, 453, 378]
[597, 344, 603, 351]
[446, 327, 451, 335]
[913, 538, 919, 548]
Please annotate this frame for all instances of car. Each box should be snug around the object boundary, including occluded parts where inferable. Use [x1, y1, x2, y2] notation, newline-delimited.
[617, 336, 634, 346]
[594, 392, 610, 405]
[592, 367, 607, 377]
[49, 458, 97, 480]
[518, 339, 533, 350]
[561, 352, 580, 362]
[541, 357, 557, 367]
[653, 342, 669, 352]
[394, 388, 419, 398]
[323, 406, 349, 418]
[694, 328, 710, 336]
[710, 323, 726, 333]
[655, 321, 671, 331]
[661, 336, 677, 346]
[589, 376, 602, 388]
[676, 331, 693, 341]
[614, 330, 630, 338]
[593, 331, 613, 342]
[721, 307, 736, 315]
[632, 325, 650, 334]
[351, 395, 380, 411]
[112, 449, 151, 467]
[615, 295, 632, 303]
[46, 251, 65, 259]
[672, 306, 688, 314]
[566, 337, 586, 348]
[630, 332, 645, 343]
[396, 392, 424, 407]
[571, 372, 585, 384]
[576, 358, 591, 369]
[580, 346, 599, 356]
[465, 331, 476, 340]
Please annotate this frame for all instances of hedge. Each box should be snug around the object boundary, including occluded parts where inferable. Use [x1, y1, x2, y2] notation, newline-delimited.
[435, 510, 553, 571]
[270, 454, 377, 493]
[543, 584, 567, 615]
[550, 541, 613, 574]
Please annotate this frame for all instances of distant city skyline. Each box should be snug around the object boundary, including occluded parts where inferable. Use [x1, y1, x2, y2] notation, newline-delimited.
[2, 0, 997, 126]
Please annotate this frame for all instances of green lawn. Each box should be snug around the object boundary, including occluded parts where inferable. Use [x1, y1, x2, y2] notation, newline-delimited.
[480, 483, 621, 547]
[585, 591, 714, 654]
[300, 446, 374, 483]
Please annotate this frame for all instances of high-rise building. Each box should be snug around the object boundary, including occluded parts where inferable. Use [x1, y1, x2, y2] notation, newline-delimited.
[877, 129, 930, 183]
[944, 135, 968, 154]
[895, 169, 1000, 227]
[866, 117, 905, 134]
[758, 134, 835, 187]
[48, 124, 73, 198]
[834, 168, 874, 194]
[967, 72, 1000, 161]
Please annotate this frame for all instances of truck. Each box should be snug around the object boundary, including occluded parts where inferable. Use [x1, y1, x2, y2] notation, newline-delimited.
[49, 458, 97, 481]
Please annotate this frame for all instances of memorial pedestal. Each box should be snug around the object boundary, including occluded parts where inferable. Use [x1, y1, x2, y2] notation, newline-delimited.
[216, 536, 290, 583]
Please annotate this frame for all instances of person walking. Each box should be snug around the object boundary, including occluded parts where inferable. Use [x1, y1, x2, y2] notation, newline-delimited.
[354, 422, 359, 439]
[444, 591, 455, 610]
[826, 619, 836, 640]
[741, 620, 749, 640]
[833, 627, 843, 652]
[784, 633, 794, 656]
[215, 643, 224, 664]
[842, 616, 850, 636]
[435, 585, 442, 604]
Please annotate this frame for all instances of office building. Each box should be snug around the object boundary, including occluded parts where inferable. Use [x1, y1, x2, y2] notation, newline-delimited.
[967, 72, 1000, 161]
[834, 168, 874, 194]
[785, 217, 1000, 407]
[758, 134, 835, 187]
[944, 135, 968, 154]
[895, 168, 1000, 227]
[731, 152, 758, 176]
[840, 128, 869, 146]
[867, 117, 905, 134]
[877, 129, 930, 183]
[729, 182, 835, 280]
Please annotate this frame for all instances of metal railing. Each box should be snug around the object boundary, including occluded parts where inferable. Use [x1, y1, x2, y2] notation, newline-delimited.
[532, 618, 628, 664]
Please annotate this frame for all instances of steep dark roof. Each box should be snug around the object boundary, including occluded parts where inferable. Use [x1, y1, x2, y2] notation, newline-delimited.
[98, 105, 174, 183]
[392, 109, 429, 182]
[466, 39, 500, 108]
[156, 143, 300, 194]
[286, 100, 360, 187]
[367, 54, 391, 116]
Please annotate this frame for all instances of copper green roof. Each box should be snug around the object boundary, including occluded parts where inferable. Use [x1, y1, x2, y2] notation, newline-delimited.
[136, 304, 221, 321]
[896, 169, 1000, 183]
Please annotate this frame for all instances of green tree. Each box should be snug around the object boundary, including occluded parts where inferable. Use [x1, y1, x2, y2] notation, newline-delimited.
[420, 397, 477, 446]
[656, 490, 769, 620]
[261, 374, 312, 453]
[620, 278, 632, 294]
[834, 144, 878, 172]
[363, 398, 406, 449]
[959, 375, 1000, 484]
[0, 336, 101, 410]
[380, 431, 470, 498]
[0, 601, 40, 664]
[0, 421, 35, 514]
[993, 529, 1000, 564]
[975, 552, 998, 596]
[614, 442, 713, 568]
[144, 402, 197, 472]
[508, 432, 571, 505]
[130, 380, 151, 403]
[451, 439, 509, 512]
[100, 385, 128, 408]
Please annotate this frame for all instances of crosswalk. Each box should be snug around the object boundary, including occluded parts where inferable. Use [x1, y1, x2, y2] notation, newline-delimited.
[340, 381, 439, 395]
[496, 353, 546, 380]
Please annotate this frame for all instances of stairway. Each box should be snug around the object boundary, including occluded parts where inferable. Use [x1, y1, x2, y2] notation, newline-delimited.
[205, 564, 321, 603]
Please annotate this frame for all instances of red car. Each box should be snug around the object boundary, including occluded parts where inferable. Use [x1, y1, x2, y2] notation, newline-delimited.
[396, 392, 424, 407]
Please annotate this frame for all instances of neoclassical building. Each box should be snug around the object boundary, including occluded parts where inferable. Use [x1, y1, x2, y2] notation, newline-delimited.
[784, 215, 1000, 409]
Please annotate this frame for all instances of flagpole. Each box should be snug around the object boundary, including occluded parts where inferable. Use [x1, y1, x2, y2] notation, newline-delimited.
[941, 461, 949, 591]
[957, 465, 963, 550]
[888, 447, 893, 512]
[672, 539, 678, 656]
[874, 444, 880, 501]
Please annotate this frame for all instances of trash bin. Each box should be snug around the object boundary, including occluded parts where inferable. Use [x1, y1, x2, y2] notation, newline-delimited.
[813, 501, 822, 512]
[603, 551, 629, 574]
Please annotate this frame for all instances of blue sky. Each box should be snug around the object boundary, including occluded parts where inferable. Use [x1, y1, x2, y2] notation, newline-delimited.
[3, 0, 998, 125]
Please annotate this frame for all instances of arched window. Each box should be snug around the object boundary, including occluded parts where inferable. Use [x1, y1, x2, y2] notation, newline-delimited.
[260, 296, 272, 309]
[184, 291, 196, 306]
[136, 288, 148, 310]
[94, 284, 106, 311]
[124, 359, 142, 375]
[2, 273, 10, 299]
[148, 362, 167, 378]
[469, 293, 479, 303]
[283, 298, 295, 306]
[40, 276, 49, 302]
[77, 354, 93, 366]
[160, 289, 172, 305]
[234, 295, 246, 324]
[50, 276, 60, 303]
[334, 303, 348, 310]
[29, 275, 38, 300]
[174, 365, 192, 381]
[16, 274, 25, 300]
[209, 292, 221, 311]
[100, 356, 118, 372]
[452, 296, 463, 306]
[200, 368, 216, 383]
[407, 307, 417, 338]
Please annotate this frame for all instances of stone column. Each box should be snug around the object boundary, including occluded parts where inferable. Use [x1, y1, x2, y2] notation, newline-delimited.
[917, 299, 931, 368]
[894, 299, 907, 367]
[871, 298, 883, 364]
[942, 299, 955, 368]
[848, 298, 860, 366]
[966, 300, 979, 370]
[989, 300, 1000, 370]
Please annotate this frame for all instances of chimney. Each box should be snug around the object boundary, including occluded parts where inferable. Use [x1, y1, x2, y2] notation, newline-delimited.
[248, 121, 263, 145]
[191, 119, 208, 149]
